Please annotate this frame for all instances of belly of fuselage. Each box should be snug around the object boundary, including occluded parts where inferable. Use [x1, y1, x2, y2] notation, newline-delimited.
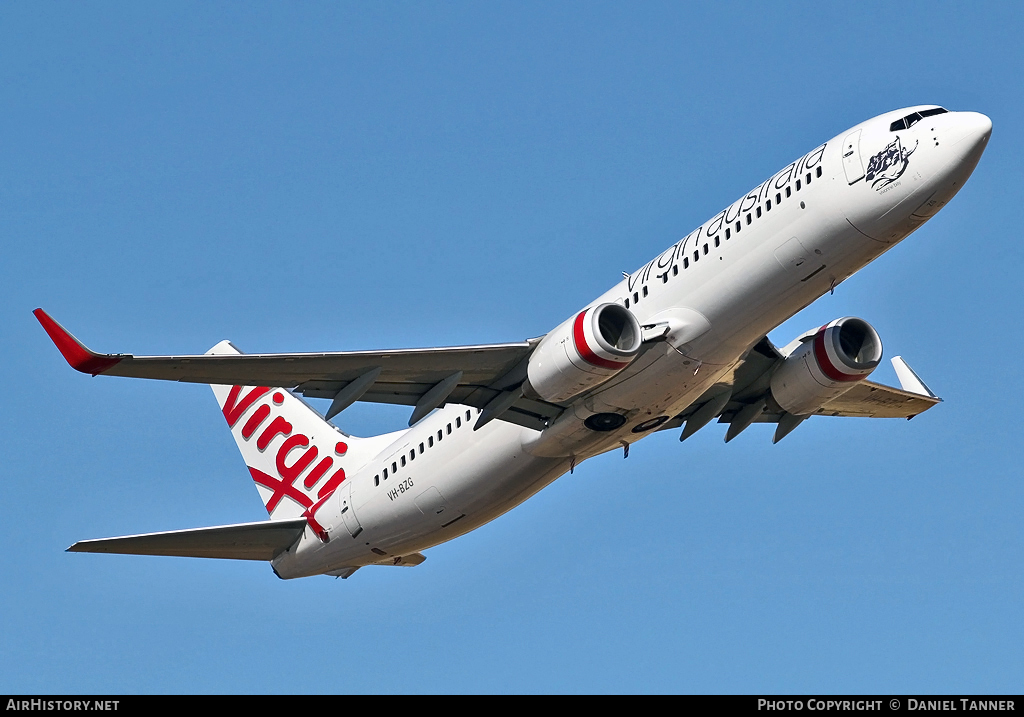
[272, 416, 571, 578]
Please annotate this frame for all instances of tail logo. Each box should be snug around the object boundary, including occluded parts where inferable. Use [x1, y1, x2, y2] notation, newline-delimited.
[222, 385, 348, 533]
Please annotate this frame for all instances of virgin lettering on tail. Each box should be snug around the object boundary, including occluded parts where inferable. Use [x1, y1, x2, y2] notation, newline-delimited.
[208, 341, 352, 538]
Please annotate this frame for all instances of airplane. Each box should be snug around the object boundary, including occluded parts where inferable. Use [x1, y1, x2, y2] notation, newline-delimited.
[35, 105, 991, 580]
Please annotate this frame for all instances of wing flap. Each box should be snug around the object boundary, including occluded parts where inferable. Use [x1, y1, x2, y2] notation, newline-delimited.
[67, 518, 308, 561]
[99, 345, 534, 387]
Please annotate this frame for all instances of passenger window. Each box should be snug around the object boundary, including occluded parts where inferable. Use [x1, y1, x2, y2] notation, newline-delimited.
[409, 449, 415, 461]
[726, 228, 731, 239]
[816, 166, 822, 178]
[756, 206, 762, 218]
[383, 468, 388, 479]
[429, 436, 434, 447]
[796, 179, 801, 190]
[466, 410, 471, 420]
[419, 442, 424, 454]
[786, 187, 792, 198]
[714, 237, 720, 247]
[766, 200, 772, 211]
[806, 173, 811, 184]
[642, 286, 648, 297]
[735, 222, 741, 232]
[776, 192, 781, 204]
[456, 417, 462, 428]
[693, 250, 699, 262]
[437, 430, 442, 441]
[702, 243, 708, 255]
[400, 456, 406, 467]
[392, 461, 397, 472]
[374, 475, 379, 486]
[746, 213, 751, 225]
[624, 297, 630, 308]
[447, 424, 452, 434]
[633, 292, 639, 303]
[672, 265, 678, 276]
[683, 257, 689, 268]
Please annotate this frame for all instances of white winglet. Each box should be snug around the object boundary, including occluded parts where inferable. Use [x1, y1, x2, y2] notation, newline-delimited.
[891, 357, 940, 399]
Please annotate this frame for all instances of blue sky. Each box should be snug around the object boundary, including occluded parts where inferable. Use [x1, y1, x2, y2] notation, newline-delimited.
[2, 2, 1022, 693]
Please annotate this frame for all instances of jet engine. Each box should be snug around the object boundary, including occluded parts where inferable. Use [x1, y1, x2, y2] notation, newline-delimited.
[770, 317, 883, 416]
[526, 303, 642, 403]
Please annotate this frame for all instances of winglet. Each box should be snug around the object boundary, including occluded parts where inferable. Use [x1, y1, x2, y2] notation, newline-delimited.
[891, 356, 940, 400]
[33, 309, 125, 376]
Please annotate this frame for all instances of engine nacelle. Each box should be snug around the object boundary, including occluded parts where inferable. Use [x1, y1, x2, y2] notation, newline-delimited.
[770, 317, 883, 416]
[526, 303, 642, 403]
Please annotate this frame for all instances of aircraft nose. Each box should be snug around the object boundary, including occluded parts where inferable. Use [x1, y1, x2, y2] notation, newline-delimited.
[950, 111, 992, 160]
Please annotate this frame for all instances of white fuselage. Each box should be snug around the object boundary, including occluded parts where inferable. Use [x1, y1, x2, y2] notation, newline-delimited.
[274, 106, 991, 579]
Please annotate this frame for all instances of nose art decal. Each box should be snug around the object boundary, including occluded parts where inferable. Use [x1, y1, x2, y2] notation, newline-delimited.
[865, 136, 918, 190]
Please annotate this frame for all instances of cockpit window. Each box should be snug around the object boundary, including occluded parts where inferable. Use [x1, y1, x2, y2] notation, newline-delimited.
[891, 113, 920, 131]
[890, 107, 947, 132]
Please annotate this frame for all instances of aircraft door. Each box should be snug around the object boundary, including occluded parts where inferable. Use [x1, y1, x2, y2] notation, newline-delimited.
[338, 481, 363, 539]
[842, 129, 865, 184]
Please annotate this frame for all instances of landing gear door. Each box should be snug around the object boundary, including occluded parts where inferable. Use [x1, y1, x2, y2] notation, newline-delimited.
[774, 237, 810, 272]
[338, 481, 362, 539]
[842, 129, 865, 184]
[415, 486, 465, 529]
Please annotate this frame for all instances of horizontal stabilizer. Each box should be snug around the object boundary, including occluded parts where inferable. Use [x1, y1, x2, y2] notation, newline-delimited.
[67, 518, 308, 561]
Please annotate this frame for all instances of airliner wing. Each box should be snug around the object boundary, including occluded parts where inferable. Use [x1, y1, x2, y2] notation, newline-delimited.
[662, 337, 941, 436]
[34, 309, 562, 430]
[67, 519, 308, 561]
